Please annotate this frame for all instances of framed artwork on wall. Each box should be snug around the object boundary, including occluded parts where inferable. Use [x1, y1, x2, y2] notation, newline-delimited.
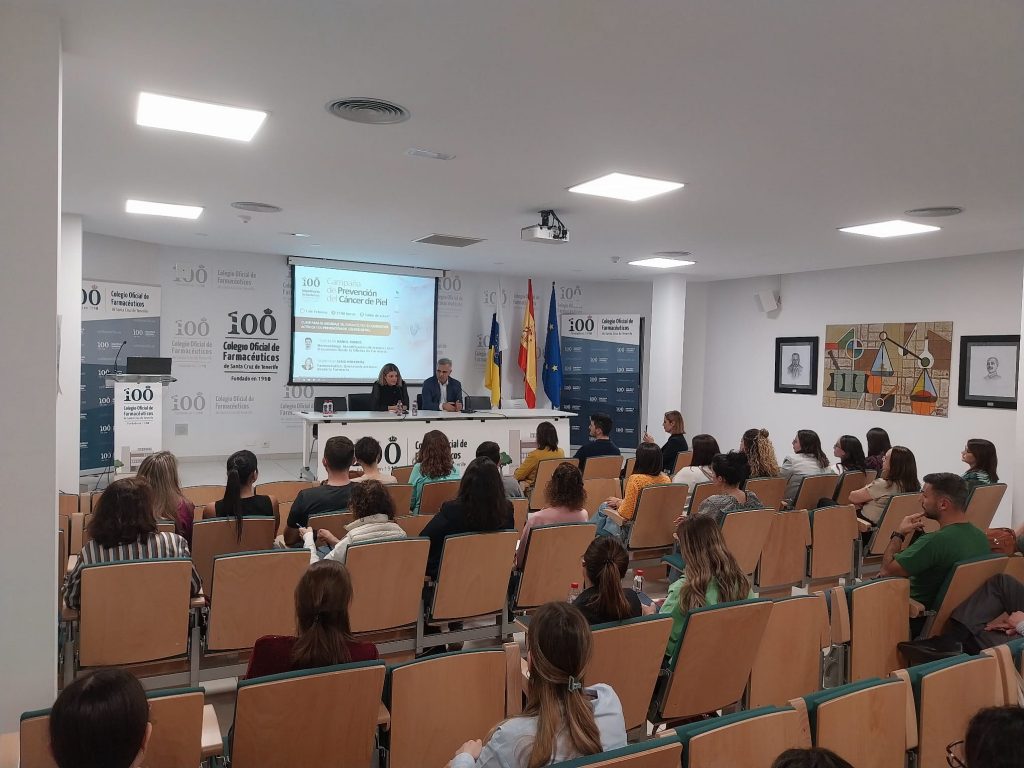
[958, 334, 1019, 409]
[775, 336, 819, 395]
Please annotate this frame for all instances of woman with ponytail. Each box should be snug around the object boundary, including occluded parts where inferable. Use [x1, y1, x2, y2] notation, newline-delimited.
[450, 602, 625, 767]
[696, 452, 763, 525]
[573, 537, 642, 625]
[740, 427, 780, 478]
[214, 450, 276, 541]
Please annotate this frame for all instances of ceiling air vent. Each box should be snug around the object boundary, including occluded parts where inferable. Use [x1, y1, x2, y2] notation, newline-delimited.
[326, 98, 410, 125]
[413, 234, 485, 248]
[904, 207, 964, 218]
[230, 202, 282, 213]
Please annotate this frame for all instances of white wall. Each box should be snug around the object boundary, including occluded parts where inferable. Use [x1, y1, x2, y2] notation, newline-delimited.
[685, 250, 1024, 526]
[58, 215, 82, 492]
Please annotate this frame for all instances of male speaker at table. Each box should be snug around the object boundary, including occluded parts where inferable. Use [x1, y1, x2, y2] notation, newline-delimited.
[421, 357, 464, 411]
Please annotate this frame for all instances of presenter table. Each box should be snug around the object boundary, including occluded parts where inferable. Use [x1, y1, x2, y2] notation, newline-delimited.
[296, 409, 573, 481]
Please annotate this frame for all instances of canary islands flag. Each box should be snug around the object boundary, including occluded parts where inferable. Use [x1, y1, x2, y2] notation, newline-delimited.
[484, 289, 507, 407]
[542, 283, 563, 408]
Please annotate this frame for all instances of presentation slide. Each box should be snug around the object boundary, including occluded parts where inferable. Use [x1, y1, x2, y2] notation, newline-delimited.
[290, 263, 437, 384]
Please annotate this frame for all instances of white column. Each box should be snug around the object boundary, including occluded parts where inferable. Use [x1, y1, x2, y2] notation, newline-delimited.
[1014, 274, 1024, 530]
[58, 215, 83, 492]
[0, 6, 61, 728]
[646, 275, 687, 432]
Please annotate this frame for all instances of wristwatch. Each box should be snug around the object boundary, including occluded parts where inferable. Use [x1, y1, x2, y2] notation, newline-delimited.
[890, 531, 906, 542]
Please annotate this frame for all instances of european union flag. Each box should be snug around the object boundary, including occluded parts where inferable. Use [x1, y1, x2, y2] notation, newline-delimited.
[542, 283, 563, 407]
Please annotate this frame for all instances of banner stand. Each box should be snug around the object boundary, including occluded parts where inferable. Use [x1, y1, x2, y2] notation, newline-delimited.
[106, 374, 175, 473]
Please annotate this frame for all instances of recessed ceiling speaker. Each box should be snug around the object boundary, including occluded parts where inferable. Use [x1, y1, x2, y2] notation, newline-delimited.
[326, 98, 410, 125]
[756, 289, 779, 313]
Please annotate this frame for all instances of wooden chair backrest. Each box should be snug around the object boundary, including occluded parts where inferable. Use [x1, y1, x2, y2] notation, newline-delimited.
[346, 538, 430, 633]
[307, 511, 354, 539]
[391, 465, 414, 484]
[79, 559, 192, 666]
[808, 505, 859, 581]
[231, 662, 385, 768]
[965, 483, 1007, 530]
[207, 551, 308, 651]
[387, 650, 507, 768]
[587, 616, 673, 731]
[848, 578, 910, 681]
[385, 483, 414, 514]
[867, 493, 921, 555]
[560, 739, 682, 767]
[58, 513, 71, 552]
[748, 595, 829, 708]
[865, 470, 878, 483]
[77, 513, 92, 551]
[58, 493, 78, 518]
[686, 482, 718, 514]
[18, 712, 56, 768]
[419, 479, 461, 515]
[628, 484, 689, 550]
[256, 480, 314, 504]
[431, 531, 518, 621]
[582, 455, 624, 480]
[683, 708, 810, 768]
[720, 508, 776, 576]
[182, 484, 225, 506]
[744, 477, 787, 513]
[756, 511, 811, 593]
[661, 600, 773, 720]
[805, 679, 912, 767]
[530, 459, 579, 510]
[792, 474, 839, 511]
[67, 512, 85, 554]
[928, 556, 1009, 637]
[623, 456, 636, 478]
[395, 514, 432, 537]
[673, 451, 694, 473]
[190, 517, 276, 591]
[57, 531, 66, 590]
[276, 501, 291, 536]
[145, 688, 205, 768]
[514, 524, 595, 610]
[834, 471, 867, 506]
[583, 478, 622, 515]
[511, 498, 529, 531]
[1005, 555, 1024, 583]
[156, 520, 176, 534]
[980, 644, 1020, 706]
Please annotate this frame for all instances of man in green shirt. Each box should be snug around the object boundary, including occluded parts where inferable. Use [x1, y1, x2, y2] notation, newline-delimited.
[879, 472, 990, 612]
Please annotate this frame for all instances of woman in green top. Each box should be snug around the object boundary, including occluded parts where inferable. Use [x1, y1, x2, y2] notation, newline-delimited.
[961, 438, 998, 495]
[409, 429, 461, 512]
[659, 514, 753, 657]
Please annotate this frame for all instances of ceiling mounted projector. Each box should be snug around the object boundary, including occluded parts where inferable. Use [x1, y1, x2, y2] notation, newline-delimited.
[522, 210, 569, 244]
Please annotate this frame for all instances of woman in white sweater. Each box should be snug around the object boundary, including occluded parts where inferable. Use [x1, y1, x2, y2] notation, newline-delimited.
[780, 429, 835, 504]
[301, 479, 405, 563]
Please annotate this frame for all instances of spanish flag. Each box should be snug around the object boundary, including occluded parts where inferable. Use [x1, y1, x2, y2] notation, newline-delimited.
[484, 287, 507, 407]
[518, 279, 538, 407]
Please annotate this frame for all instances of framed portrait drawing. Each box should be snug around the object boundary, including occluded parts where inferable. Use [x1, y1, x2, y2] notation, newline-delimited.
[775, 336, 819, 395]
[958, 334, 1019, 409]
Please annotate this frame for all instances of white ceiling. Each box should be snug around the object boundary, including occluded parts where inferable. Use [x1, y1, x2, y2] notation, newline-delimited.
[59, 0, 1024, 281]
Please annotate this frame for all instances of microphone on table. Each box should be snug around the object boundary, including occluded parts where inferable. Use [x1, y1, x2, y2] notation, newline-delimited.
[113, 340, 127, 373]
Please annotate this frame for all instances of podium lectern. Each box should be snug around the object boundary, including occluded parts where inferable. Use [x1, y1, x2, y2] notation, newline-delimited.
[105, 374, 175, 472]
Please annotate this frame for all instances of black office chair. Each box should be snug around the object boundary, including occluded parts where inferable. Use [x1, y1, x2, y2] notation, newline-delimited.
[416, 393, 423, 409]
[464, 395, 492, 411]
[348, 392, 374, 411]
[313, 395, 348, 414]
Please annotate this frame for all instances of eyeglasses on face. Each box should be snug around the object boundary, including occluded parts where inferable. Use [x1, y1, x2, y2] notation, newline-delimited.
[946, 739, 966, 768]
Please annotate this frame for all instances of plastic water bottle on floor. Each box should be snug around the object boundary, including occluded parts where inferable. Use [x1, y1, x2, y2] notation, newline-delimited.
[633, 569, 644, 593]
[567, 582, 580, 603]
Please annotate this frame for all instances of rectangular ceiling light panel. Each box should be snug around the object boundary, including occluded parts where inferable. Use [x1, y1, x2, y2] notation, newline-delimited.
[838, 219, 940, 238]
[569, 172, 684, 202]
[136, 92, 267, 141]
[628, 257, 695, 268]
[125, 199, 203, 219]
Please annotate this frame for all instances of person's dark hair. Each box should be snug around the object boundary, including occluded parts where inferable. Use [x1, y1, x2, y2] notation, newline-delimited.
[418, 429, 454, 479]
[589, 412, 613, 438]
[349, 479, 396, 521]
[222, 449, 258, 541]
[353, 436, 383, 466]
[633, 442, 664, 477]
[323, 436, 354, 472]
[545, 463, 586, 510]
[290, 560, 357, 670]
[966, 438, 999, 482]
[689, 434, 721, 468]
[457, 457, 512, 532]
[87, 477, 157, 548]
[476, 440, 501, 464]
[965, 705, 1024, 768]
[866, 427, 892, 459]
[50, 669, 149, 768]
[771, 747, 854, 768]
[922, 472, 969, 511]
[710, 452, 751, 487]
[796, 430, 829, 469]
[835, 435, 866, 473]
[582, 538, 631, 622]
[535, 421, 559, 452]
[885, 446, 921, 493]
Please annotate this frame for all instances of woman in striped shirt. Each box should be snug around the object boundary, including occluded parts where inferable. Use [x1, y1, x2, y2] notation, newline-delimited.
[63, 477, 202, 609]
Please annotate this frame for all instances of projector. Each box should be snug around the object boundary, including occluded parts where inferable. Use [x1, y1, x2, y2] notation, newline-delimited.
[521, 210, 569, 244]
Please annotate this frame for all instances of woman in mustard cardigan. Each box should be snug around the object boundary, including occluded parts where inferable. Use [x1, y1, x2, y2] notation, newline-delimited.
[514, 421, 564, 492]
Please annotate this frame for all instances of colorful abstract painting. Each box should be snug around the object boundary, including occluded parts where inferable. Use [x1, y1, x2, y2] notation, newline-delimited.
[823, 322, 953, 417]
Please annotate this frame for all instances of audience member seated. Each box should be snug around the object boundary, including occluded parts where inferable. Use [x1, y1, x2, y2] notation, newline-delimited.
[591, 442, 667, 539]
[572, 412, 621, 472]
[573, 537, 643, 625]
[642, 409, 689, 474]
[370, 362, 410, 412]
[659, 514, 753, 657]
[301, 479, 406, 564]
[245, 560, 377, 679]
[780, 430, 834, 504]
[695, 452, 763, 525]
[136, 450, 195, 543]
[957, 705, 1024, 768]
[832, 434, 867, 474]
[49, 669, 152, 768]
[771, 748, 854, 768]
[214, 450, 277, 541]
[673, 433, 720, 487]
[847, 445, 919, 525]
[740, 427, 780, 478]
[864, 426, 892, 473]
[879, 473, 990, 616]
[350, 436, 397, 484]
[409, 429, 461, 512]
[284, 437, 354, 547]
[63, 477, 202, 609]
[961, 437, 999, 494]
[513, 420, 564, 493]
[422, 456, 514, 579]
[449, 602, 626, 767]
[917, 574, 1024, 656]
[476, 440, 525, 498]
[516, 463, 588, 568]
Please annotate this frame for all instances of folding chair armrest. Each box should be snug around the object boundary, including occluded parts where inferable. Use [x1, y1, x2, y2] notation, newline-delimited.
[201, 705, 224, 758]
[605, 509, 625, 526]
[908, 598, 927, 618]
[61, 606, 79, 622]
[190, 596, 207, 609]
[377, 702, 391, 730]
[856, 518, 873, 533]
[505, 642, 523, 716]
[520, 656, 531, 696]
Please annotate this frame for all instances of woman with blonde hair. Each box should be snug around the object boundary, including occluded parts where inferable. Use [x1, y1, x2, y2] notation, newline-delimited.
[136, 451, 195, 543]
[409, 429, 460, 512]
[449, 602, 626, 767]
[741, 428, 780, 478]
[370, 362, 410, 412]
[642, 410, 689, 474]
